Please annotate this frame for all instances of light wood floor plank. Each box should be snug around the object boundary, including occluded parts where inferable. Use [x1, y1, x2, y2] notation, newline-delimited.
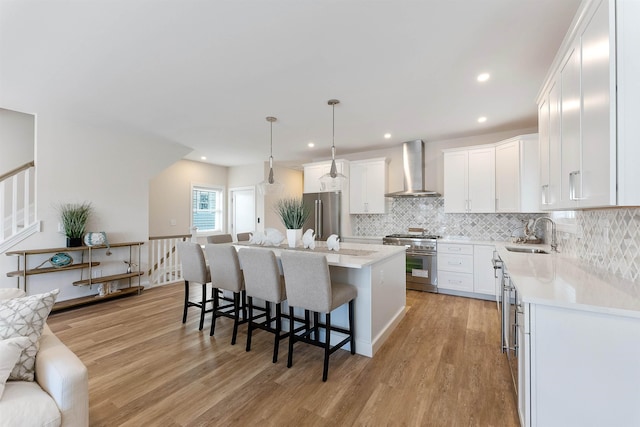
[46, 282, 519, 426]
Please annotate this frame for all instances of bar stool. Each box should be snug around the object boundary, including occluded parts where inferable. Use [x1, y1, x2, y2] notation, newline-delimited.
[237, 232, 252, 242]
[204, 244, 245, 344]
[280, 251, 357, 381]
[207, 234, 233, 244]
[177, 241, 212, 331]
[238, 247, 287, 363]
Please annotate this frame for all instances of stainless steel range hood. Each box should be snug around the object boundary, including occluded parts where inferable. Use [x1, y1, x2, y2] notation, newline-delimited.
[385, 140, 441, 197]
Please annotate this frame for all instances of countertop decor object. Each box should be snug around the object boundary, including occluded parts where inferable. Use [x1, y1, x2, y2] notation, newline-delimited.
[319, 99, 348, 191]
[327, 234, 340, 251]
[58, 202, 92, 247]
[302, 229, 315, 249]
[257, 116, 284, 195]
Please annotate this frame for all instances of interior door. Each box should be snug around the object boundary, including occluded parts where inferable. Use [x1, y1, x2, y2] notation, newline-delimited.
[230, 187, 255, 238]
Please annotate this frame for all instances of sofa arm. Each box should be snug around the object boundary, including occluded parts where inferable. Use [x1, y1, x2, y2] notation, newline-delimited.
[35, 325, 89, 427]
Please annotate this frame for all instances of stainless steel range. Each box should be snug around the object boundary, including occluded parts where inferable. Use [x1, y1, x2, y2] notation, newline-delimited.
[383, 233, 439, 293]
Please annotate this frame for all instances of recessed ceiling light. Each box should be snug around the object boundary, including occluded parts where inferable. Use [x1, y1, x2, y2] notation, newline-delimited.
[477, 73, 490, 82]
[477, 116, 487, 123]
[308, 142, 315, 148]
[384, 133, 392, 139]
[200, 156, 207, 160]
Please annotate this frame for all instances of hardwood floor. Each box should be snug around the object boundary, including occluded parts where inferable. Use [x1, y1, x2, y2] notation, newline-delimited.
[47, 283, 519, 426]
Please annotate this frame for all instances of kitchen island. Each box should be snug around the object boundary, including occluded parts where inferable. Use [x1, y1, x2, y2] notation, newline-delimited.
[235, 241, 406, 357]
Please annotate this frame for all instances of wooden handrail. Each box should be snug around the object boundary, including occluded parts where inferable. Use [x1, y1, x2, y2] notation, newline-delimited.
[0, 161, 35, 183]
[148, 234, 192, 241]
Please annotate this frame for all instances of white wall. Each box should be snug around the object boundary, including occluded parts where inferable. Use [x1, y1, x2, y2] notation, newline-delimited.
[0, 114, 190, 301]
[149, 160, 228, 237]
[0, 108, 35, 174]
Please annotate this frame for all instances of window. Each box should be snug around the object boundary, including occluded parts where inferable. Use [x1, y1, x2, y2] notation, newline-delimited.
[192, 185, 223, 233]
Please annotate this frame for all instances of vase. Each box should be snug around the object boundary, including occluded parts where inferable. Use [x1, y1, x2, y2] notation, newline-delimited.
[286, 228, 302, 248]
[66, 237, 83, 247]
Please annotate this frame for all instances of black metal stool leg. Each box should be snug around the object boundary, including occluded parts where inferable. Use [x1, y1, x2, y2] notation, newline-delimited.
[349, 299, 356, 355]
[323, 312, 331, 382]
[287, 306, 295, 368]
[210, 288, 219, 336]
[199, 283, 206, 331]
[231, 292, 240, 345]
[246, 296, 254, 351]
[273, 303, 281, 363]
[182, 280, 190, 324]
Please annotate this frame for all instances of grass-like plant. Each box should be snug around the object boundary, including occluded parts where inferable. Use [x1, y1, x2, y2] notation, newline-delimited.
[275, 197, 309, 229]
[58, 202, 92, 238]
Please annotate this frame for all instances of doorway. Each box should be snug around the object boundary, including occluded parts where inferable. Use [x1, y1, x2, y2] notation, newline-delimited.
[230, 187, 255, 239]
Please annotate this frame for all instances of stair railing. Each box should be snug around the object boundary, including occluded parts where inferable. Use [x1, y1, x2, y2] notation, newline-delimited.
[147, 234, 191, 286]
[0, 161, 36, 245]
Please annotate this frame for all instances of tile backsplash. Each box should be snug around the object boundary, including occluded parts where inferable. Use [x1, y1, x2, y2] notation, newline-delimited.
[353, 198, 640, 282]
[352, 198, 543, 241]
[558, 208, 640, 282]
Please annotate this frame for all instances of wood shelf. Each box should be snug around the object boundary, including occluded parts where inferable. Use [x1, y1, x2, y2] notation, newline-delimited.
[51, 286, 144, 312]
[5, 241, 145, 256]
[73, 271, 144, 286]
[6, 262, 101, 277]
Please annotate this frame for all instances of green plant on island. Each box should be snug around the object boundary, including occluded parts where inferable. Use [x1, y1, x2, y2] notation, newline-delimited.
[274, 197, 309, 229]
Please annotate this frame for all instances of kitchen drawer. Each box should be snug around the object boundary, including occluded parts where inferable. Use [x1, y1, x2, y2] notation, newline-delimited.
[438, 253, 474, 273]
[437, 243, 474, 255]
[438, 270, 474, 292]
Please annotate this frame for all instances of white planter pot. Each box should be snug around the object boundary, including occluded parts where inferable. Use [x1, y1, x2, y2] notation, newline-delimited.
[286, 228, 302, 248]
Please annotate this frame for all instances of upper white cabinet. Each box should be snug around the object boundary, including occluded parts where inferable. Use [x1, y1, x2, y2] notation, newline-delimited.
[303, 159, 348, 193]
[495, 134, 540, 213]
[443, 147, 495, 213]
[349, 158, 388, 214]
[537, 0, 640, 209]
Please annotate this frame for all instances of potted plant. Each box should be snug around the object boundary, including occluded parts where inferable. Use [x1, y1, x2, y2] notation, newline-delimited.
[58, 202, 92, 247]
[274, 197, 309, 248]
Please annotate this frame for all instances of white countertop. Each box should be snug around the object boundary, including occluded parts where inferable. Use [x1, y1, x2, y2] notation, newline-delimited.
[234, 241, 405, 269]
[495, 243, 640, 318]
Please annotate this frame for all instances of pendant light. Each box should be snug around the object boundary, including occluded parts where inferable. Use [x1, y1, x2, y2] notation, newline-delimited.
[319, 99, 347, 191]
[257, 116, 284, 195]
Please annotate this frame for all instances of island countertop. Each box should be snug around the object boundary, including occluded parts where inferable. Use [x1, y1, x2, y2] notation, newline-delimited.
[235, 241, 405, 269]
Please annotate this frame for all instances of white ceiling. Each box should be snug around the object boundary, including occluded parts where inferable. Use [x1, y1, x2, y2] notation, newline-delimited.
[0, 0, 581, 167]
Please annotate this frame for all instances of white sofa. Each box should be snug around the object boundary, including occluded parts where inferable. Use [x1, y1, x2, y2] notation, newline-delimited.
[0, 290, 89, 427]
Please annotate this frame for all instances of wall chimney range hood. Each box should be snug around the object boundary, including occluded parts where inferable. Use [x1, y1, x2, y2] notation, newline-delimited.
[384, 140, 441, 198]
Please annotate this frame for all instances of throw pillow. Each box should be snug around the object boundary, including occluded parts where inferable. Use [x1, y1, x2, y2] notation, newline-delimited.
[0, 336, 30, 399]
[0, 289, 59, 381]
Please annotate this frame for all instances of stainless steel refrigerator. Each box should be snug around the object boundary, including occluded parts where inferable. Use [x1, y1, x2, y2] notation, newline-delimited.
[302, 191, 341, 240]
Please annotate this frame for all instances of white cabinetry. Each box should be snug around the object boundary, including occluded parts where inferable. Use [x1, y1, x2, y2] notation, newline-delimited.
[443, 147, 495, 213]
[349, 158, 388, 214]
[514, 302, 640, 427]
[437, 242, 496, 298]
[303, 160, 348, 193]
[537, 0, 640, 209]
[472, 245, 498, 296]
[495, 135, 539, 213]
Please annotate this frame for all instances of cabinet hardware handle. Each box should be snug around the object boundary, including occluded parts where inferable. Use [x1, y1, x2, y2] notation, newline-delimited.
[569, 170, 585, 201]
[541, 184, 549, 205]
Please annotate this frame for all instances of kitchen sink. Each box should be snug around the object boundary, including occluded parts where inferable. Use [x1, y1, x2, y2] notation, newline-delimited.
[505, 246, 549, 254]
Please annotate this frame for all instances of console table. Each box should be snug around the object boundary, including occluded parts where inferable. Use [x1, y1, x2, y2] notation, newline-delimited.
[6, 241, 144, 311]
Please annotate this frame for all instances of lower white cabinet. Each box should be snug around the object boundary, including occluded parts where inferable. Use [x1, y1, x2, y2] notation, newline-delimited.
[516, 302, 640, 426]
[437, 242, 497, 297]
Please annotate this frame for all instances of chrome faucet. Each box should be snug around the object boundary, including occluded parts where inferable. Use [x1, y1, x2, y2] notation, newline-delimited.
[533, 217, 558, 252]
